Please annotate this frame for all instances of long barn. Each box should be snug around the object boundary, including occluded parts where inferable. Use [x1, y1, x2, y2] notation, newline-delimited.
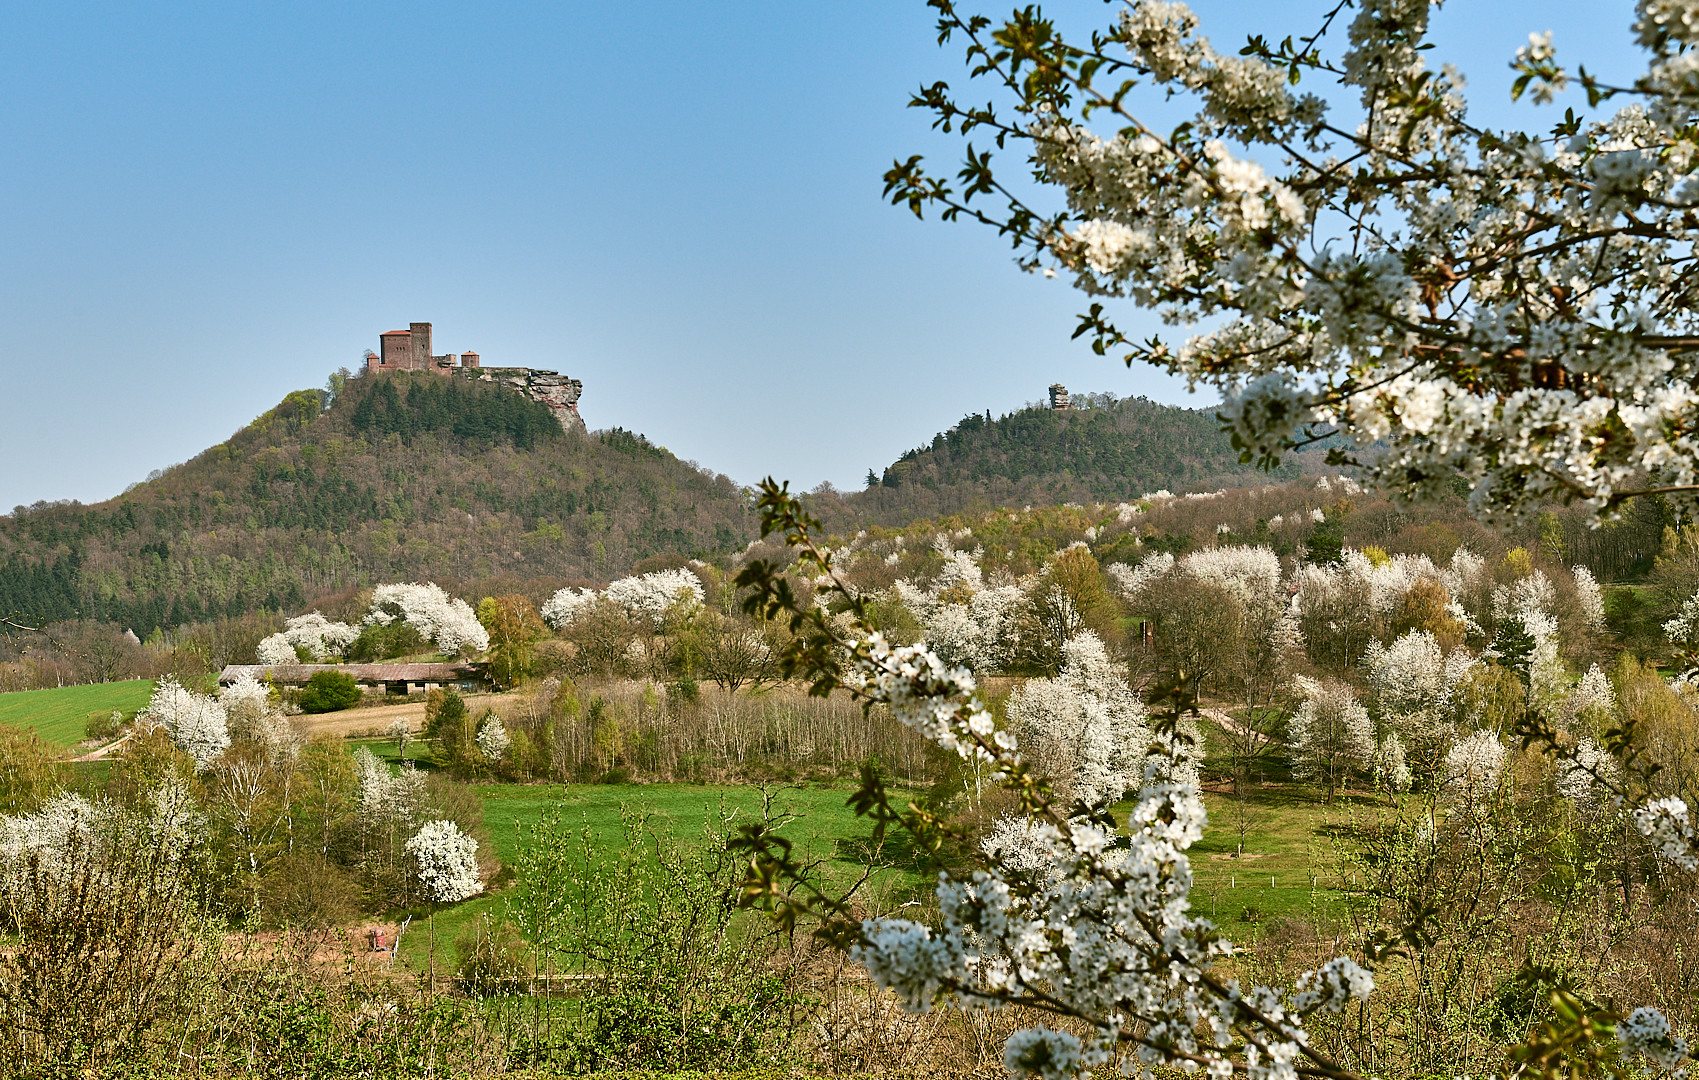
[218, 662, 488, 697]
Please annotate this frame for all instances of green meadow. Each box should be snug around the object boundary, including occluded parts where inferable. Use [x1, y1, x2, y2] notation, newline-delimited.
[0, 679, 154, 747]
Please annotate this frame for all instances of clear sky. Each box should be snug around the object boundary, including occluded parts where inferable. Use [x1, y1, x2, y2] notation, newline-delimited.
[0, 1, 1647, 512]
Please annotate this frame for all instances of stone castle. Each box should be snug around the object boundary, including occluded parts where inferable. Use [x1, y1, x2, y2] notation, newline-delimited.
[364, 321, 585, 433]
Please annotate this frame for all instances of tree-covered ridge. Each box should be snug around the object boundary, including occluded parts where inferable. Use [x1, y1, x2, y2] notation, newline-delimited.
[838, 395, 1302, 526]
[348, 375, 562, 449]
[0, 372, 752, 635]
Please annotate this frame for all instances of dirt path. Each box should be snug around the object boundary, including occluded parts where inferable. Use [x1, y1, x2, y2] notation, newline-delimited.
[73, 730, 134, 762]
[1198, 706, 1285, 749]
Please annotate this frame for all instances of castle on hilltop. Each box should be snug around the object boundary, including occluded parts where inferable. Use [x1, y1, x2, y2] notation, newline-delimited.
[365, 321, 585, 433]
[366, 321, 479, 374]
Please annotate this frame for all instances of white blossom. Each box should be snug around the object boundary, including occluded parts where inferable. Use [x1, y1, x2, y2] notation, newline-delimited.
[894, 547, 1025, 672]
[540, 586, 599, 629]
[1003, 1026, 1084, 1080]
[405, 819, 482, 903]
[256, 612, 358, 664]
[1441, 731, 1507, 813]
[1633, 796, 1699, 871]
[1572, 565, 1607, 630]
[1555, 737, 1618, 806]
[1372, 732, 1412, 793]
[603, 568, 705, 627]
[476, 715, 511, 761]
[366, 582, 490, 656]
[140, 676, 229, 771]
[1006, 632, 1155, 807]
[354, 746, 425, 828]
[1288, 677, 1375, 785]
[1665, 589, 1699, 654]
[1618, 1006, 1691, 1074]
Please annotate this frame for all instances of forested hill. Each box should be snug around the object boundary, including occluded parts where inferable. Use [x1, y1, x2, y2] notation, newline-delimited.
[0, 373, 752, 635]
[827, 394, 1306, 527]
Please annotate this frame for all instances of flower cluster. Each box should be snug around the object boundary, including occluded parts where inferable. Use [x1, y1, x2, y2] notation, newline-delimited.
[1619, 1006, 1692, 1074]
[1005, 631, 1155, 807]
[366, 583, 490, 655]
[0, 778, 203, 910]
[476, 715, 511, 762]
[1633, 796, 1699, 872]
[405, 819, 482, 904]
[542, 567, 705, 630]
[256, 612, 359, 665]
[1288, 677, 1376, 781]
[893, 546, 1024, 672]
[836, 618, 1392, 1080]
[354, 746, 425, 829]
[897, 0, 1699, 522]
[1441, 731, 1509, 814]
[218, 673, 298, 755]
[140, 676, 229, 771]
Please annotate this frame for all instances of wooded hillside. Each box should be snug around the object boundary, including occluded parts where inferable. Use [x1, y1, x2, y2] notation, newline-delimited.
[831, 394, 1307, 527]
[0, 374, 753, 635]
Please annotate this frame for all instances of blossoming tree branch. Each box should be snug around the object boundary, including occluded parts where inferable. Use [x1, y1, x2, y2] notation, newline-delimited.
[883, 0, 1699, 521]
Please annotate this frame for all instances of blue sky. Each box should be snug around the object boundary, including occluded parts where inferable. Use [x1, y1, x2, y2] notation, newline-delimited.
[0, 1, 1647, 511]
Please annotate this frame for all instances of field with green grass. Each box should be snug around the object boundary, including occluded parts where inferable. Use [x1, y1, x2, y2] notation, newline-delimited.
[0, 679, 154, 747]
[390, 770, 934, 972]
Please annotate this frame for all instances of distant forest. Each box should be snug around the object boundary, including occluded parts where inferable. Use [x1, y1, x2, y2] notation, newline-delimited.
[2, 383, 1324, 639]
[0, 373, 752, 636]
[827, 394, 1307, 527]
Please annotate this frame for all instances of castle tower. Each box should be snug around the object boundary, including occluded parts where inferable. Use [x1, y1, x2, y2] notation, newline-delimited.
[460, 350, 480, 369]
[409, 322, 433, 369]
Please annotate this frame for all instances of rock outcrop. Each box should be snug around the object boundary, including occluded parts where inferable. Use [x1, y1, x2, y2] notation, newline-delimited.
[475, 368, 585, 433]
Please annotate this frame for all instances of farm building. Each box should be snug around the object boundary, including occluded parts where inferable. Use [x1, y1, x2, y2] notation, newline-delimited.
[218, 662, 488, 696]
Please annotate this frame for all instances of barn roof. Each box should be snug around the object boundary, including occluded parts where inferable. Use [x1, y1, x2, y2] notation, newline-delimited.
[219, 663, 482, 685]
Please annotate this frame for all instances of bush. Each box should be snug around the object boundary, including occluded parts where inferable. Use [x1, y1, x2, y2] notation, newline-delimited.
[297, 671, 362, 713]
[455, 916, 532, 995]
[84, 708, 127, 742]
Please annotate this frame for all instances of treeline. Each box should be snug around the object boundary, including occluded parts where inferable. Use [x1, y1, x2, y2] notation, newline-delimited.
[0, 372, 754, 637]
[831, 393, 1305, 526]
[349, 374, 562, 449]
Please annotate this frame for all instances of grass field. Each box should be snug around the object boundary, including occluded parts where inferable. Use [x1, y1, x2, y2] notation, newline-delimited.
[0, 679, 154, 747]
[395, 775, 932, 972]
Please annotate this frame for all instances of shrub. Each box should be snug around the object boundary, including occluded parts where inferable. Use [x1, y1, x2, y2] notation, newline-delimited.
[455, 916, 531, 995]
[297, 671, 362, 714]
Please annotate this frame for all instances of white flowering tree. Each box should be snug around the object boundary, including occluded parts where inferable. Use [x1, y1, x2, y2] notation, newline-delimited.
[1005, 631, 1156, 809]
[1361, 629, 1475, 781]
[1664, 588, 1699, 675]
[894, 546, 1026, 672]
[603, 568, 705, 627]
[407, 819, 482, 905]
[475, 715, 511, 766]
[366, 583, 490, 657]
[1287, 676, 1376, 804]
[1492, 570, 1570, 708]
[139, 676, 229, 772]
[406, 817, 482, 988]
[255, 612, 359, 665]
[541, 586, 600, 630]
[725, 484, 1694, 1080]
[1439, 730, 1509, 816]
